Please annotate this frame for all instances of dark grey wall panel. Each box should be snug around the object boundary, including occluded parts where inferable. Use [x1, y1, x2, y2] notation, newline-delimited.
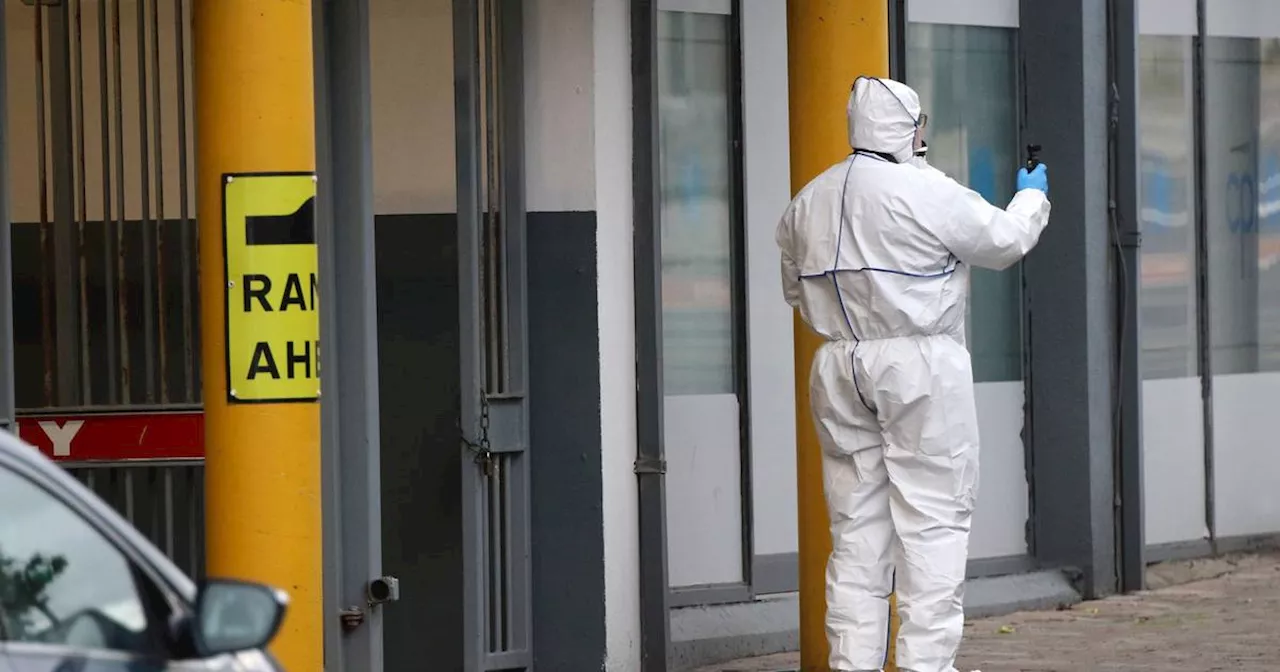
[1020, 0, 1119, 598]
[527, 210, 607, 670]
[376, 213, 464, 671]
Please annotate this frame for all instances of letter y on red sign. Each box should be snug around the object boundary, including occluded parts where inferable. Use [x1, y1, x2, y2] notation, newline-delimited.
[39, 420, 84, 457]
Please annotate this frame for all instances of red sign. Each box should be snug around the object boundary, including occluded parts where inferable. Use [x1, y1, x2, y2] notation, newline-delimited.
[15, 411, 205, 463]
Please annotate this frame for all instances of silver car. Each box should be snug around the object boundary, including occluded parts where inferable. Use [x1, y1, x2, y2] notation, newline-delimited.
[0, 431, 287, 671]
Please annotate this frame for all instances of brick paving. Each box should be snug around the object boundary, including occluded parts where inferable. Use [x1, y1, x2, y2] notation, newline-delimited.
[699, 553, 1280, 672]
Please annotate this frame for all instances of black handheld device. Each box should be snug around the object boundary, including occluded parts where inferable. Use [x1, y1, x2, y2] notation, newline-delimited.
[1025, 144, 1043, 171]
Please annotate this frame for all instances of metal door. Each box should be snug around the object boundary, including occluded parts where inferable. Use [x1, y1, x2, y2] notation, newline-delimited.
[454, 0, 532, 669]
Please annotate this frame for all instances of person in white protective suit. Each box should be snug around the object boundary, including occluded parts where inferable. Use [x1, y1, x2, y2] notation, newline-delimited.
[776, 76, 1051, 672]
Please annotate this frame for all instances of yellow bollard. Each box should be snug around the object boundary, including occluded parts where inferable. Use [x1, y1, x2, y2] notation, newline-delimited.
[194, 2, 321, 670]
[785, 2, 894, 670]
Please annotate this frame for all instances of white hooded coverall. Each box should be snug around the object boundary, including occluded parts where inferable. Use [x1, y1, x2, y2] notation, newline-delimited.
[776, 77, 1051, 672]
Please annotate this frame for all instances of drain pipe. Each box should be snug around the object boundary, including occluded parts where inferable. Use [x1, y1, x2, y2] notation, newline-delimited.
[1105, 0, 1146, 592]
[630, 1, 672, 671]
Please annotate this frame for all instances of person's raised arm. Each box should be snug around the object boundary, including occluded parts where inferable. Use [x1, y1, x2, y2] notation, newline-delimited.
[926, 164, 1051, 271]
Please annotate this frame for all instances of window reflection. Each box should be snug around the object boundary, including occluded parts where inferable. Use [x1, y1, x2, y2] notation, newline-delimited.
[1205, 38, 1280, 374]
[657, 11, 736, 396]
[1138, 36, 1199, 379]
[906, 23, 1022, 382]
[0, 468, 149, 653]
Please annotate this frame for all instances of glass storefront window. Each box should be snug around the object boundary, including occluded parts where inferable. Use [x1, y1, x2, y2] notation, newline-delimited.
[906, 23, 1022, 382]
[1138, 36, 1199, 379]
[657, 11, 737, 395]
[1204, 38, 1280, 374]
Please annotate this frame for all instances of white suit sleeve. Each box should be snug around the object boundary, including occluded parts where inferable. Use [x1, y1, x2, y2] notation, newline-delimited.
[928, 184, 1051, 271]
[776, 202, 803, 308]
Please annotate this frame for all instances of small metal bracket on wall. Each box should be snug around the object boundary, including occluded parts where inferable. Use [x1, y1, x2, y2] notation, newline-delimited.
[634, 456, 666, 475]
[338, 607, 365, 633]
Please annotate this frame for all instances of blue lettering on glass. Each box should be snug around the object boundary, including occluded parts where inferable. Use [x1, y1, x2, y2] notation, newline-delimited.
[1224, 150, 1280, 235]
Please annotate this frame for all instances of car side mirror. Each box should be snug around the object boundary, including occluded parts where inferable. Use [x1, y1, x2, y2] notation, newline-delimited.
[192, 579, 289, 656]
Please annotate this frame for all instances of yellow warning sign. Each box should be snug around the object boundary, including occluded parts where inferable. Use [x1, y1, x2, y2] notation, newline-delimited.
[222, 172, 319, 403]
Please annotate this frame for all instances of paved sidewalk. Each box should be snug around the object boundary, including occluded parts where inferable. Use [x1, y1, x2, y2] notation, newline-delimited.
[697, 553, 1280, 672]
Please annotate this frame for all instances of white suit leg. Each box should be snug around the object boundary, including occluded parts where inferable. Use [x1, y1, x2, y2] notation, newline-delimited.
[822, 449, 895, 672]
[873, 337, 980, 672]
[810, 345, 896, 672]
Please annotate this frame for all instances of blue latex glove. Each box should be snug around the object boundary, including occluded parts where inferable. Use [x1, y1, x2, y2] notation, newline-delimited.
[1017, 163, 1049, 194]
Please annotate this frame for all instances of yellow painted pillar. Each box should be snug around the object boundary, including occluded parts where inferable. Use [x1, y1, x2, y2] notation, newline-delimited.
[194, 2, 320, 670]
[785, 2, 896, 670]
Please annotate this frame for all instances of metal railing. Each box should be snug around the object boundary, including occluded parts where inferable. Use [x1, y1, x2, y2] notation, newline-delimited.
[20, 0, 199, 411]
[15, 0, 204, 578]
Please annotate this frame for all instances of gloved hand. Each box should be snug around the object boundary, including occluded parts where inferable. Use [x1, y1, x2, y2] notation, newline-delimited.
[1017, 163, 1049, 194]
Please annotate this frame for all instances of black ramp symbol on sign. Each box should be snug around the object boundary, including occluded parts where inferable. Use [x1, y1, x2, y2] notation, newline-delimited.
[245, 195, 316, 245]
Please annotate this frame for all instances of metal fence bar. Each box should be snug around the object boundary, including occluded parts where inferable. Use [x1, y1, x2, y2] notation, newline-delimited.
[482, 0, 500, 396]
[494, 453, 509, 647]
[187, 468, 199, 576]
[453, 0, 489, 662]
[112, 0, 130, 405]
[35, 6, 54, 407]
[147, 468, 160, 548]
[490, 1, 510, 393]
[123, 467, 135, 522]
[175, 0, 194, 404]
[0, 0, 14, 431]
[49, 1, 81, 408]
[487, 463, 501, 652]
[73, 0, 90, 406]
[150, 0, 168, 404]
[499, 0, 526, 398]
[163, 467, 175, 556]
[136, 0, 155, 404]
[497, 0, 531, 652]
[19, 402, 201, 415]
[99, 0, 119, 405]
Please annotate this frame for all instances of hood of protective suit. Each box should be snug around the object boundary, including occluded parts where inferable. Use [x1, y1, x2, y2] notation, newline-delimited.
[847, 77, 922, 164]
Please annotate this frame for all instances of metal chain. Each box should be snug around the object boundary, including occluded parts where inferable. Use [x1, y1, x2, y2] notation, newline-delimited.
[462, 392, 496, 478]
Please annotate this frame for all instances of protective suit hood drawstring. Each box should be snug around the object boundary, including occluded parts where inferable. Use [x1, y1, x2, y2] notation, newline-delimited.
[847, 76, 921, 164]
